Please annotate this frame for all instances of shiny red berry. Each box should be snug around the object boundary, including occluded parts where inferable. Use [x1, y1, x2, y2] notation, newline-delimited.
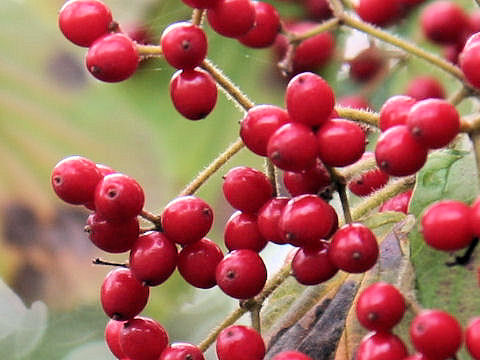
[348, 167, 389, 197]
[101, 268, 149, 320]
[178, 238, 224, 289]
[224, 211, 267, 252]
[215, 249, 267, 299]
[129, 231, 178, 286]
[470, 196, 480, 237]
[407, 99, 459, 149]
[222, 166, 273, 214]
[170, 68, 218, 120]
[283, 159, 331, 197]
[405, 76, 445, 100]
[207, 0, 255, 38]
[85, 213, 139, 253]
[375, 125, 428, 177]
[356, 332, 408, 360]
[58, 0, 113, 47]
[51, 156, 102, 205]
[291, 26, 334, 74]
[257, 197, 289, 245]
[238, 1, 280, 48]
[161, 196, 214, 245]
[240, 104, 290, 156]
[160, 343, 205, 360]
[161, 23, 207, 70]
[94, 173, 145, 222]
[421, 200, 473, 251]
[216, 325, 265, 360]
[120, 316, 169, 360]
[421, 1, 469, 45]
[356, 0, 401, 27]
[460, 42, 480, 88]
[379, 95, 417, 132]
[316, 118, 366, 167]
[337, 95, 371, 110]
[356, 282, 406, 332]
[267, 123, 319, 172]
[286, 72, 335, 127]
[349, 47, 385, 82]
[466, 317, 480, 360]
[304, 0, 332, 21]
[279, 194, 336, 247]
[292, 241, 338, 285]
[182, 0, 220, 9]
[379, 190, 412, 214]
[329, 223, 378, 273]
[410, 309, 463, 359]
[105, 319, 127, 359]
[86, 33, 139, 82]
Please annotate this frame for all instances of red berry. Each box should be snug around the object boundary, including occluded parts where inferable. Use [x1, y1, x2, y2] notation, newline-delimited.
[349, 47, 385, 82]
[94, 173, 145, 222]
[402, 354, 431, 360]
[238, 1, 280, 48]
[379, 95, 416, 132]
[410, 309, 463, 359]
[292, 241, 338, 285]
[120, 316, 169, 360]
[215, 249, 267, 299]
[356, 282, 406, 332]
[216, 325, 265, 360]
[240, 104, 290, 156]
[160, 343, 205, 360]
[170, 68, 218, 120]
[348, 167, 389, 197]
[86, 33, 139, 82]
[464, 32, 480, 52]
[316, 118, 366, 167]
[356, 0, 402, 27]
[86, 213, 139, 253]
[178, 238, 224, 288]
[460, 42, 480, 88]
[466, 317, 480, 360]
[101, 268, 149, 320]
[224, 211, 267, 252]
[257, 197, 289, 245]
[291, 25, 334, 73]
[421, 200, 473, 251]
[182, 0, 220, 9]
[379, 190, 412, 214]
[337, 95, 371, 110]
[283, 159, 331, 197]
[161, 23, 207, 70]
[304, 0, 333, 21]
[58, 0, 113, 47]
[279, 194, 336, 247]
[405, 76, 445, 100]
[51, 155, 102, 205]
[407, 99, 459, 149]
[356, 332, 408, 360]
[286, 72, 335, 127]
[105, 319, 127, 359]
[129, 231, 178, 286]
[329, 223, 378, 273]
[375, 125, 428, 177]
[267, 123, 319, 172]
[222, 166, 273, 214]
[272, 350, 312, 360]
[207, 0, 255, 38]
[421, 1, 469, 45]
[161, 196, 214, 246]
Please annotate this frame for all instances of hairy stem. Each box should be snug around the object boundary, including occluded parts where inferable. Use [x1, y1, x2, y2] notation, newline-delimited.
[250, 306, 262, 333]
[191, 9, 204, 25]
[179, 138, 245, 196]
[265, 159, 278, 197]
[92, 258, 128, 267]
[136, 44, 162, 57]
[335, 106, 379, 127]
[201, 59, 254, 112]
[341, 14, 466, 82]
[290, 18, 340, 42]
[140, 209, 162, 225]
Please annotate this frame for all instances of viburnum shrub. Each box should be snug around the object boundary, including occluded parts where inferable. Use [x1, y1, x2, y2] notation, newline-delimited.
[52, 0, 480, 359]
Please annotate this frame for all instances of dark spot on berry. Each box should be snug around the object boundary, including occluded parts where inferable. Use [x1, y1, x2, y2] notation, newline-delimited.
[226, 269, 236, 279]
[416, 323, 425, 334]
[107, 189, 117, 198]
[356, 179, 363, 185]
[90, 65, 102, 75]
[182, 40, 191, 51]
[185, 355, 193, 360]
[298, 76, 305, 84]
[285, 232, 295, 241]
[226, 330, 234, 337]
[84, 225, 92, 234]
[352, 251, 361, 260]
[202, 208, 212, 217]
[108, 21, 119, 32]
[412, 126, 422, 137]
[113, 313, 122, 321]
[271, 151, 281, 160]
[53, 175, 62, 185]
[367, 312, 378, 322]
[380, 160, 389, 170]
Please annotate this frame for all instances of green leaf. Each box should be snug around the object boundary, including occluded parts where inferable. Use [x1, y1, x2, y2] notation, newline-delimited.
[409, 147, 480, 359]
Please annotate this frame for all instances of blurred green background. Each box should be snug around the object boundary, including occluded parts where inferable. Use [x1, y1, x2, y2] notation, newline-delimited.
[0, 0, 477, 358]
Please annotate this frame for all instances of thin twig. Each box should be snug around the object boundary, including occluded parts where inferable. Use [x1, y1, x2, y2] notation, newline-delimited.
[92, 258, 128, 268]
[191, 9, 204, 25]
